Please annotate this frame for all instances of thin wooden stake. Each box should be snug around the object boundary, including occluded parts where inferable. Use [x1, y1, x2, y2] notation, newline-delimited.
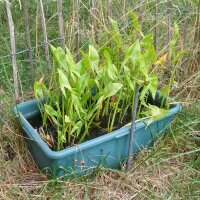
[74, 0, 80, 60]
[91, 0, 98, 43]
[23, 0, 34, 87]
[35, 2, 39, 60]
[57, 0, 65, 50]
[154, 0, 158, 52]
[167, 0, 173, 66]
[108, 0, 112, 18]
[139, 0, 145, 24]
[38, 0, 51, 73]
[121, 0, 126, 25]
[194, 1, 200, 43]
[6, 0, 19, 101]
[126, 84, 140, 171]
[121, 0, 126, 15]
[91, 0, 97, 33]
[167, 0, 173, 45]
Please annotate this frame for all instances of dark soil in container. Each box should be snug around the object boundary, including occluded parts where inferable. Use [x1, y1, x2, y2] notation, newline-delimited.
[28, 109, 132, 151]
[27, 93, 166, 151]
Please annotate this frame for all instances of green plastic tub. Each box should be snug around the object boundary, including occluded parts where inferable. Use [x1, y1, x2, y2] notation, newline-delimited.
[13, 94, 181, 177]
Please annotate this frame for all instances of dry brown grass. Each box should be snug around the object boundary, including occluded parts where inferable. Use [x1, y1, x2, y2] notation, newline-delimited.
[0, 91, 199, 199]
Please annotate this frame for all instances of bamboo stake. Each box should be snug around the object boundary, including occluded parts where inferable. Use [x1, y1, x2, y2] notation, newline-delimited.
[23, 0, 34, 87]
[35, 2, 39, 60]
[194, 1, 200, 43]
[126, 84, 140, 171]
[167, 0, 173, 65]
[38, 0, 51, 73]
[108, 0, 112, 18]
[91, 0, 97, 32]
[121, 0, 126, 26]
[121, 0, 126, 14]
[167, 0, 173, 45]
[139, 0, 145, 24]
[154, 0, 158, 52]
[74, 0, 80, 60]
[57, 0, 65, 50]
[6, 0, 19, 101]
[91, 0, 97, 42]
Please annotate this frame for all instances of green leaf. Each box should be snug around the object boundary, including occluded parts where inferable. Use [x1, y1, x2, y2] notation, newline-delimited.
[140, 84, 150, 102]
[122, 40, 141, 66]
[57, 129, 65, 143]
[86, 95, 104, 120]
[147, 73, 158, 99]
[169, 22, 180, 59]
[44, 104, 57, 117]
[50, 46, 67, 70]
[75, 73, 89, 94]
[57, 69, 72, 97]
[140, 34, 153, 47]
[71, 94, 85, 119]
[89, 45, 99, 73]
[65, 47, 76, 69]
[109, 18, 123, 47]
[51, 116, 60, 126]
[174, 22, 179, 37]
[64, 115, 72, 123]
[143, 104, 169, 125]
[72, 121, 83, 136]
[96, 95, 104, 106]
[103, 83, 123, 99]
[124, 66, 135, 91]
[57, 129, 62, 141]
[104, 50, 117, 80]
[81, 51, 92, 73]
[99, 47, 113, 57]
[172, 51, 187, 63]
[81, 91, 91, 105]
[44, 105, 60, 126]
[143, 44, 156, 67]
[129, 12, 143, 36]
[34, 81, 47, 100]
[61, 134, 66, 143]
[160, 85, 170, 97]
[88, 79, 100, 90]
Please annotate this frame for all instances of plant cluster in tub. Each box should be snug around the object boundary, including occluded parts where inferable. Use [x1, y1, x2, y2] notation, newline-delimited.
[13, 14, 183, 177]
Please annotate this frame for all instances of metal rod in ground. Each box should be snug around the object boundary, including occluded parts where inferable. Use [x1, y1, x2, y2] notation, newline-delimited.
[126, 83, 140, 171]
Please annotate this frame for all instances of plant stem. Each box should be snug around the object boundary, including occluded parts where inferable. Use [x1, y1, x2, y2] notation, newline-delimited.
[78, 115, 96, 143]
[109, 92, 121, 131]
[126, 83, 140, 171]
[102, 98, 110, 117]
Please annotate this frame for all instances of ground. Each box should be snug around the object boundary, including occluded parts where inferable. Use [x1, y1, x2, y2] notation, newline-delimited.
[0, 88, 199, 199]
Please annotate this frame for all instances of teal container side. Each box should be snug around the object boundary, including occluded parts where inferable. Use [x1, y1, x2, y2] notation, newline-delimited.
[13, 98, 181, 177]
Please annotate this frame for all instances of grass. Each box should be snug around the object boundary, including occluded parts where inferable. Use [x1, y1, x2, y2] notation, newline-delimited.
[0, 86, 199, 199]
